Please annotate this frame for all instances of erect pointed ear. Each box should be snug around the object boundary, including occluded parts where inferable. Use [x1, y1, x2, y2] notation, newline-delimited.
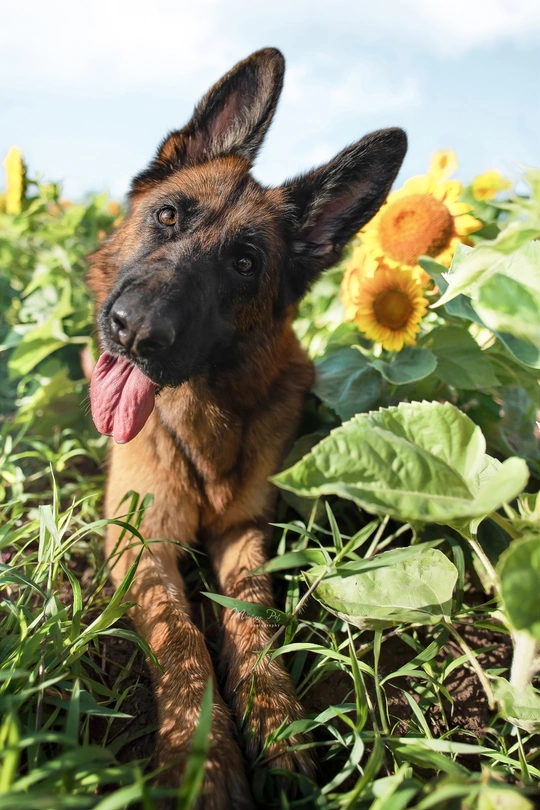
[284, 128, 407, 300]
[133, 48, 285, 189]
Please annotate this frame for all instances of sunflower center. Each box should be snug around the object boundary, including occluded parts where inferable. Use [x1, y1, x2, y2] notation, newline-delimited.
[373, 288, 413, 330]
[378, 193, 454, 265]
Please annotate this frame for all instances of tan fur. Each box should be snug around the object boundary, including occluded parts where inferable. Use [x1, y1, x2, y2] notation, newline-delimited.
[97, 238, 315, 807]
[89, 47, 407, 808]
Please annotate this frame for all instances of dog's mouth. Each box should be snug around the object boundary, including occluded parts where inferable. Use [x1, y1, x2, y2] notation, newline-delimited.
[90, 353, 157, 444]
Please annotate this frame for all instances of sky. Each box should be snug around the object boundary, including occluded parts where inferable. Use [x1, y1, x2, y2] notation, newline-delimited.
[1, 0, 539, 201]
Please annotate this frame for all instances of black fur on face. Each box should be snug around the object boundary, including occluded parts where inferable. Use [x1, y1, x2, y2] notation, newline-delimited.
[96, 159, 290, 388]
[88, 48, 407, 388]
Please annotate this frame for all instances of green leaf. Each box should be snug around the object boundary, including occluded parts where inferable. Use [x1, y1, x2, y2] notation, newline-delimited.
[278, 432, 326, 522]
[272, 401, 529, 524]
[423, 327, 500, 389]
[201, 592, 289, 625]
[436, 227, 540, 308]
[304, 548, 457, 632]
[8, 318, 68, 378]
[500, 335, 540, 370]
[474, 265, 540, 349]
[497, 535, 540, 641]
[420, 256, 488, 325]
[421, 257, 540, 369]
[314, 347, 382, 420]
[370, 346, 437, 385]
[476, 783, 535, 810]
[253, 549, 327, 573]
[493, 677, 540, 734]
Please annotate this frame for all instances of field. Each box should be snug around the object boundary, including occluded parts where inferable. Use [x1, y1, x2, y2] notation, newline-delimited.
[1, 149, 539, 809]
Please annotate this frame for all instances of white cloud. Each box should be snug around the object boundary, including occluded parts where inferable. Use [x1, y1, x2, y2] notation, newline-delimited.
[285, 61, 420, 119]
[0, 0, 231, 96]
[252, 58, 421, 182]
[394, 0, 540, 55]
[1, 0, 538, 197]
[1, 0, 539, 99]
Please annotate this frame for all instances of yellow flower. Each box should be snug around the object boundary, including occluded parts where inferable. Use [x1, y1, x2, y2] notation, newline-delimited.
[429, 149, 458, 180]
[361, 173, 482, 276]
[3, 147, 25, 215]
[472, 169, 511, 201]
[341, 253, 428, 352]
[341, 247, 375, 321]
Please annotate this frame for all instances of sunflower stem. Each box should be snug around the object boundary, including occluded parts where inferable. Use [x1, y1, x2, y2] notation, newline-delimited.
[489, 511, 522, 541]
[510, 630, 538, 691]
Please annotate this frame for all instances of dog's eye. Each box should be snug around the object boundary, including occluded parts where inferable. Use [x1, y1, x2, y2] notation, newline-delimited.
[233, 257, 254, 276]
[157, 207, 177, 226]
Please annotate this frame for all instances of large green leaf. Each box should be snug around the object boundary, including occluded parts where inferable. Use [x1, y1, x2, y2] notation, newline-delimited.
[314, 347, 382, 420]
[421, 256, 540, 369]
[436, 240, 540, 354]
[370, 346, 437, 385]
[475, 270, 540, 349]
[304, 548, 457, 631]
[8, 318, 68, 378]
[493, 677, 540, 734]
[7, 282, 73, 378]
[423, 327, 499, 390]
[436, 229, 540, 308]
[497, 535, 540, 641]
[272, 401, 529, 524]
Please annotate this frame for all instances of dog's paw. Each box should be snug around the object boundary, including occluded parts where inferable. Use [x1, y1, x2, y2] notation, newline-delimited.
[156, 700, 254, 810]
[233, 665, 316, 782]
[192, 748, 254, 810]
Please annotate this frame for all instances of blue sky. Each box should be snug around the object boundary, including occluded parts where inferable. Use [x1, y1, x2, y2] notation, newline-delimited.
[1, 0, 539, 200]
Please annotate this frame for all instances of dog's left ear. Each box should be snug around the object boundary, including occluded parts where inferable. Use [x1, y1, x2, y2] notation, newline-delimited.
[284, 128, 407, 301]
[133, 48, 284, 190]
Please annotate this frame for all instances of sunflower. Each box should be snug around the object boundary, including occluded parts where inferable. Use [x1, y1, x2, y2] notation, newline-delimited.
[429, 149, 458, 180]
[361, 172, 482, 278]
[341, 253, 428, 352]
[3, 147, 25, 215]
[472, 169, 511, 201]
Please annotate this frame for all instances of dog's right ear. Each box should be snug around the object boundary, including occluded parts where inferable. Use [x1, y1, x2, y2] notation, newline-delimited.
[283, 128, 408, 302]
[133, 48, 285, 189]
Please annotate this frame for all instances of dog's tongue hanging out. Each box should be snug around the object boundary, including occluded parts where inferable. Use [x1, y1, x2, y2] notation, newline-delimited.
[90, 353, 157, 444]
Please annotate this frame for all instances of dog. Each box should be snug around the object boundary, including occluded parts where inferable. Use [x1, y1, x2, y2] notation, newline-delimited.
[87, 47, 406, 809]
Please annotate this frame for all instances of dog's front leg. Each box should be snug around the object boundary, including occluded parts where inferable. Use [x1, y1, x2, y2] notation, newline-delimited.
[207, 524, 315, 783]
[107, 526, 253, 810]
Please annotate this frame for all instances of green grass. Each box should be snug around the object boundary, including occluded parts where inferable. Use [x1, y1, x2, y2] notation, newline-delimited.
[0, 167, 538, 809]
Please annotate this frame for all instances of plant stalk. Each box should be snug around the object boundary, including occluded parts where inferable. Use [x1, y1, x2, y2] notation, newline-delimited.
[489, 511, 522, 541]
[445, 622, 495, 708]
[510, 630, 539, 691]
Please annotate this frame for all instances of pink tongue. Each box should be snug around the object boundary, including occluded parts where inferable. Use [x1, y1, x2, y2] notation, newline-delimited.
[90, 353, 157, 444]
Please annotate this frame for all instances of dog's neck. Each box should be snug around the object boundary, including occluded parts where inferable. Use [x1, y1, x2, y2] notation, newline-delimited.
[154, 315, 306, 452]
[148, 316, 312, 517]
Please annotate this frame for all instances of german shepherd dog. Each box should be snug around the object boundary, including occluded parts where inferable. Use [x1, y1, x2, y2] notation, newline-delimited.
[88, 48, 406, 808]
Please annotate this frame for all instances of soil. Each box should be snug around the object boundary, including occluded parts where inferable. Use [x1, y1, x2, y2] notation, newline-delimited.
[93, 587, 514, 780]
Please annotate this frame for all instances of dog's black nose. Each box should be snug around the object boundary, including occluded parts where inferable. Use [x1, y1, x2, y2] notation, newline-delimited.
[110, 301, 176, 358]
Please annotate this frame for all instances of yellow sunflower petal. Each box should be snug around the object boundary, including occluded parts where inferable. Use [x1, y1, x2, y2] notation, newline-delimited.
[429, 149, 458, 180]
[3, 147, 25, 215]
[454, 214, 483, 236]
[433, 179, 462, 203]
[447, 201, 474, 216]
[472, 169, 512, 201]
[400, 174, 435, 196]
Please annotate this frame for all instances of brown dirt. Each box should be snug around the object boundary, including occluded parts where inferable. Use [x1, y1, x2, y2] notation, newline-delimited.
[305, 621, 513, 745]
[93, 610, 514, 784]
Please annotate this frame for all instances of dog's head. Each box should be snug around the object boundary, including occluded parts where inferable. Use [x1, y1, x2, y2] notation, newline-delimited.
[87, 48, 407, 442]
